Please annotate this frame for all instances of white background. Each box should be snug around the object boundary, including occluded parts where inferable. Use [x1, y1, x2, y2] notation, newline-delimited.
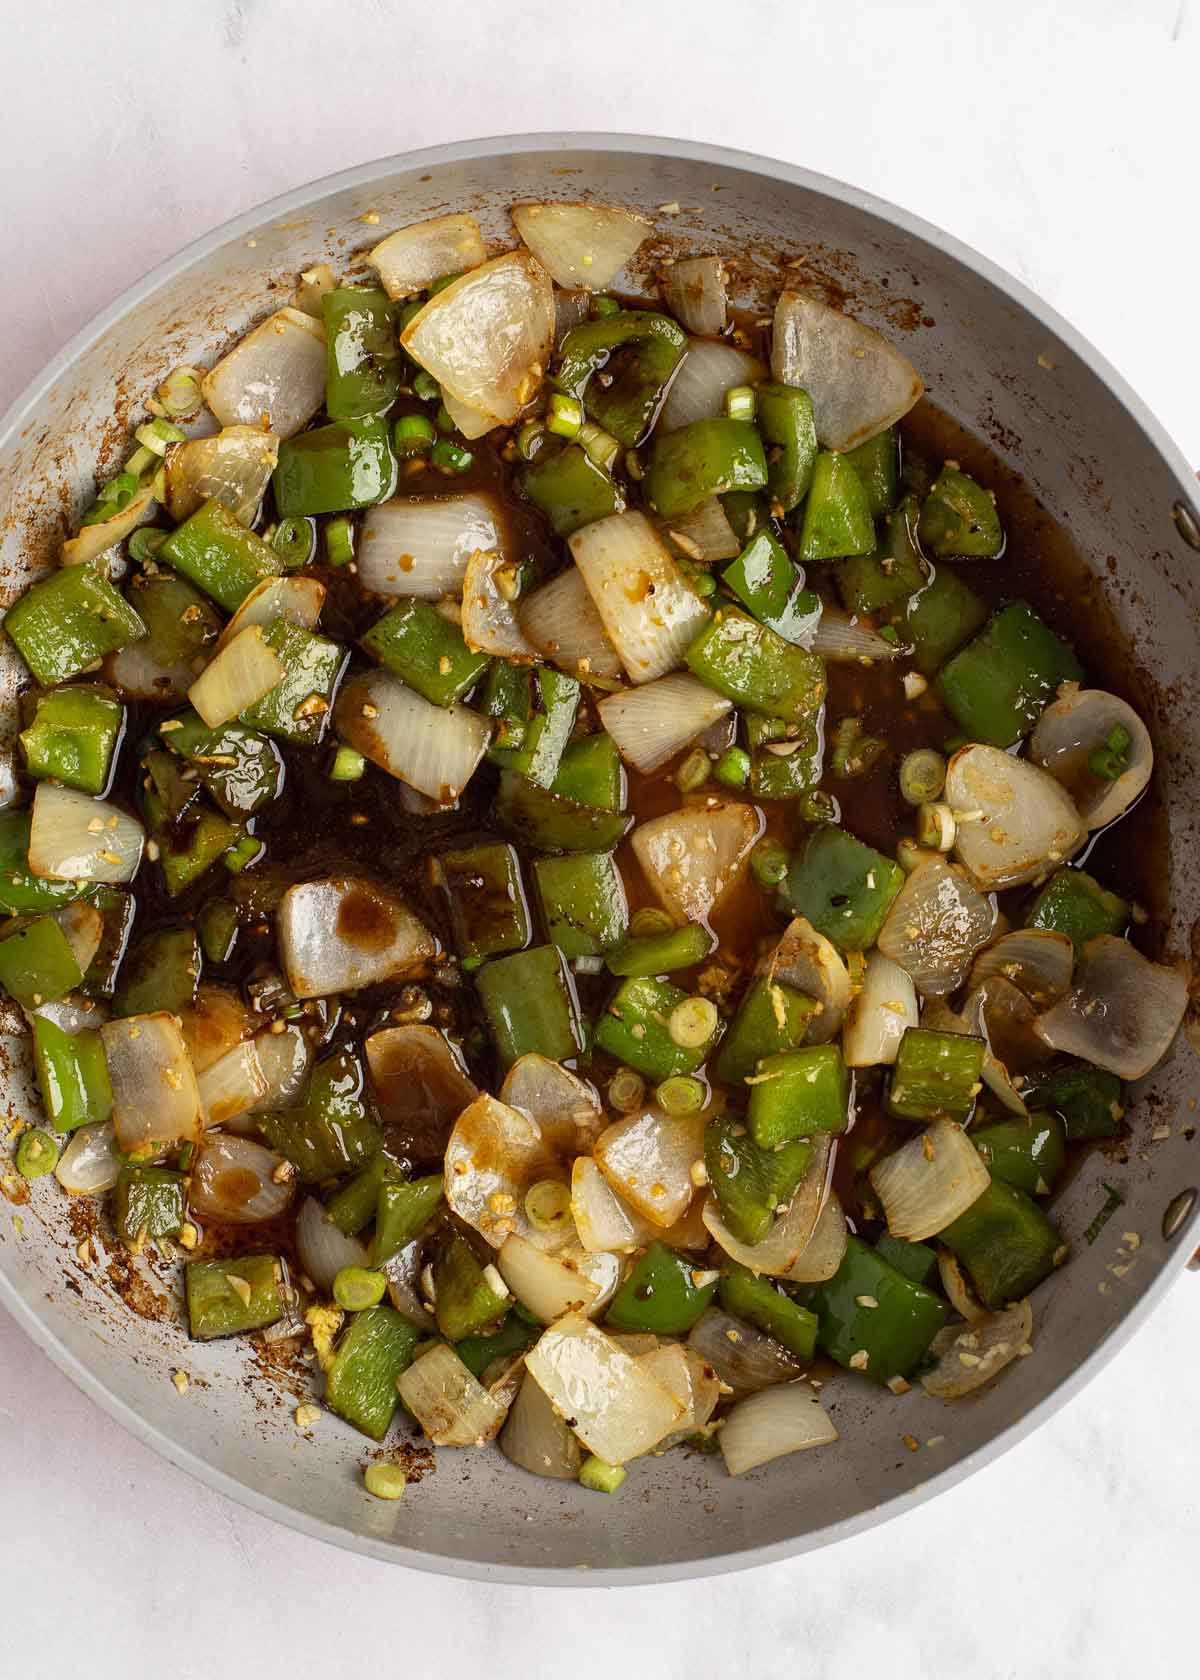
[1, 2, 1197, 1675]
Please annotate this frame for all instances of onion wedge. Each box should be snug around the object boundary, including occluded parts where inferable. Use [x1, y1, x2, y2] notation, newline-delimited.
[511, 202, 650, 289]
[28, 784, 144, 884]
[335, 669, 491, 802]
[461, 548, 537, 659]
[101, 1011, 202, 1156]
[358, 494, 505, 598]
[870, 1119, 990, 1241]
[631, 800, 760, 924]
[920, 1299, 1033, 1399]
[720, 1383, 838, 1475]
[517, 566, 623, 681]
[201, 306, 327, 438]
[593, 1108, 706, 1229]
[659, 339, 766, 432]
[1034, 934, 1189, 1079]
[877, 858, 996, 996]
[770, 292, 922, 450]
[569, 511, 710, 684]
[663, 256, 728, 338]
[524, 1313, 684, 1463]
[703, 1136, 833, 1275]
[946, 745, 1085, 890]
[757, 917, 851, 1045]
[278, 875, 435, 999]
[599, 674, 732, 774]
[369, 213, 486, 300]
[164, 425, 279, 526]
[1029, 687, 1153, 831]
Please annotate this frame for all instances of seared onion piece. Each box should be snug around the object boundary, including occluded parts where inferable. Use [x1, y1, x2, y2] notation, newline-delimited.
[594, 1108, 706, 1229]
[524, 1312, 684, 1463]
[61, 485, 156, 568]
[877, 858, 995, 996]
[180, 985, 252, 1076]
[103, 639, 193, 704]
[659, 339, 766, 432]
[869, 1119, 990, 1242]
[517, 566, 623, 681]
[357, 494, 505, 597]
[757, 916, 851, 1045]
[571, 1156, 657, 1253]
[637, 1342, 699, 1443]
[369, 212, 487, 299]
[198, 1039, 268, 1128]
[1034, 934, 1189, 1079]
[55, 1122, 120, 1196]
[720, 1382, 838, 1475]
[511, 202, 650, 289]
[383, 1238, 437, 1332]
[219, 576, 325, 647]
[461, 548, 537, 659]
[278, 875, 435, 1001]
[570, 511, 710, 685]
[936, 1248, 988, 1326]
[500, 1370, 583, 1480]
[599, 674, 732, 775]
[770, 291, 923, 450]
[810, 606, 904, 662]
[920, 1299, 1033, 1399]
[843, 952, 918, 1067]
[335, 670, 491, 803]
[397, 1343, 508, 1446]
[188, 625, 284, 728]
[496, 1233, 599, 1322]
[401, 251, 555, 425]
[367, 1024, 478, 1146]
[54, 902, 104, 974]
[961, 976, 1049, 1115]
[296, 1195, 368, 1291]
[101, 1011, 202, 1156]
[202, 306, 327, 438]
[190, 1133, 295, 1225]
[664, 255, 728, 337]
[499, 1053, 601, 1153]
[945, 744, 1085, 891]
[293, 263, 334, 318]
[783, 1191, 849, 1284]
[1030, 687, 1153, 831]
[703, 1137, 833, 1275]
[440, 390, 504, 440]
[164, 425, 279, 526]
[29, 784, 144, 884]
[631, 800, 760, 924]
[444, 1093, 561, 1250]
[664, 497, 740, 563]
[687, 1307, 804, 1394]
[968, 929, 1074, 1009]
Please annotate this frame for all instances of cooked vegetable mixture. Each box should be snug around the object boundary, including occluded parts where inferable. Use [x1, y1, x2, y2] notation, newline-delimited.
[3, 201, 1187, 1491]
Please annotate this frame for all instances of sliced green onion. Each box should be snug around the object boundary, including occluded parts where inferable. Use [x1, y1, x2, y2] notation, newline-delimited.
[412, 370, 441, 403]
[673, 746, 710, 793]
[435, 403, 457, 436]
[394, 414, 436, 457]
[330, 746, 367, 783]
[690, 569, 717, 598]
[592, 296, 621, 319]
[830, 716, 885, 779]
[713, 746, 751, 789]
[625, 448, 645, 482]
[916, 801, 956, 851]
[123, 446, 157, 480]
[431, 440, 473, 475]
[1088, 724, 1132, 781]
[128, 528, 168, 565]
[325, 516, 355, 568]
[630, 907, 676, 939]
[579, 1454, 626, 1493]
[363, 1462, 408, 1500]
[723, 385, 756, 422]
[547, 393, 585, 440]
[333, 1266, 388, 1311]
[222, 834, 265, 874]
[516, 420, 547, 461]
[799, 789, 838, 825]
[750, 835, 789, 888]
[135, 417, 187, 456]
[898, 747, 946, 806]
[578, 420, 620, 471]
[524, 1179, 573, 1235]
[897, 837, 940, 873]
[149, 365, 204, 421]
[272, 516, 317, 570]
[16, 1126, 60, 1180]
[668, 996, 718, 1050]
[608, 1068, 647, 1112]
[655, 1074, 707, 1116]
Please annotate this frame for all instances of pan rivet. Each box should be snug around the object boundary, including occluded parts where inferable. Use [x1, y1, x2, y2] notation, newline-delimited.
[1172, 502, 1200, 551]
[1162, 1187, 1198, 1241]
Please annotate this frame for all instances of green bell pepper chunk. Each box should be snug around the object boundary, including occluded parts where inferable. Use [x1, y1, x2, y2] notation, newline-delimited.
[0, 915, 85, 1007]
[32, 1016, 113, 1133]
[551, 733, 625, 813]
[259, 1049, 381, 1181]
[434, 1233, 510, 1340]
[323, 1153, 402, 1238]
[1019, 1059, 1123, 1141]
[844, 429, 899, 518]
[475, 944, 583, 1068]
[485, 667, 580, 787]
[902, 564, 990, 676]
[595, 974, 719, 1081]
[556, 310, 687, 447]
[19, 685, 124, 795]
[606, 1242, 719, 1335]
[810, 1235, 948, 1383]
[495, 770, 633, 853]
[887, 1027, 986, 1122]
[646, 419, 768, 521]
[715, 976, 817, 1084]
[186, 1254, 284, 1340]
[432, 841, 531, 963]
[142, 777, 240, 897]
[835, 496, 927, 618]
[128, 573, 222, 667]
[322, 286, 403, 418]
[1024, 866, 1127, 954]
[522, 443, 625, 535]
[479, 661, 531, 753]
[161, 710, 284, 817]
[936, 601, 1084, 747]
[754, 382, 818, 513]
[372, 1174, 444, 1266]
[704, 1114, 813, 1247]
[273, 417, 397, 517]
[82, 886, 135, 994]
[198, 899, 239, 966]
[113, 926, 200, 1018]
[722, 530, 822, 647]
[874, 1233, 938, 1285]
[606, 922, 714, 979]
[4, 565, 146, 686]
[114, 1165, 185, 1243]
[718, 1263, 818, 1361]
[796, 452, 874, 561]
[781, 825, 904, 951]
[240, 621, 347, 744]
[0, 811, 84, 914]
[972, 1114, 1066, 1196]
[749, 724, 824, 801]
[939, 1177, 1061, 1309]
[455, 1312, 537, 1379]
[160, 499, 281, 611]
[324, 1304, 420, 1439]
[362, 599, 489, 707]
[685, 607, 826, 724]
[918, 465, 1003, 558]
[747, 1045, 850, 1148]
[532, 852, 629, 958]
[722, 490, 769, 544]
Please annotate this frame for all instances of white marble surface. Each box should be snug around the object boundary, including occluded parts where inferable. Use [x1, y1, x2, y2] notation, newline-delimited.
[2, 1, 1198, 1673]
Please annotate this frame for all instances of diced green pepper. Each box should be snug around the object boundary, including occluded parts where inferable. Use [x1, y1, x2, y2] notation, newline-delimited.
[240, 621, 347, 744]
[1024, 866, 1128, 954]
[972, 1114, 1066, 1196]
[455, 1312, 537, 1379]
[32, 1016, 113, 1133]
[533, 852, 629, 958]
[161, 710, 285, 817]
[82, 886, 135, 995]
[755, 382, 818, 513]
[844, 429, 899, 518]
[0, 811, 83, 915]
[835, 498, 927, 618]
[198, 899, 238, 965]
[796, 452, 874, 561]
[595, 974, 719, 1081]
[918, 465, 1003, 558]
[324, 1304, 420, 1439]
[721, 490, 769, 544]
[142, 774, 240, 897]
[114, 1166, 185, 1243]
[495, 770, 633, 853]
[434, 1233, 510, 1340]
[259, 1049, 381, 1182]
[646, 418, 768, 520]
[19, 685, 124, 795]
[606, 922, 714, 978]
[718, 1263, 818, 1360]
[4, 564, 146, 686]
[113, 927, 200, 1018]
[810, 1235, 948, 1382]
[0, 916, 85, 1008]
[362, 599, 489, 707]
[486, 667, 580, 787]
[323, 1154, 400, 1238]
[522, 443, 625, 535]
[550, 733, 624, 813]
[322, 286, 403, 418]
[273, 417, 397, 517]
[606, 1242, 719, 1334]
[722, 530, 822, 647]
[475, 944, 583, 1068]
[704, 1114, 813, 1246]
[749, 724, 824, 801]
[1020, 1059, 1124, 1141]
[902, 564, 990, 676]
[186, 1254, 284, 1340]
[887, 1028, 985, 1122]
[372, 1174, 444, 1266]
[874, 1232, 938, 1285]
[939, 1177, 1061, 1309]
[128, 573, 222, 667]
[685, 607, 826, 724]
[781, 825, 904, 951]
[747, 1045, 850, 1147]
[715, 976, 817, 1084]
[160, 499, 281, 611]
[556, 310, 687, 447]
[937, 602, 1085, 747]
[432, 841, 531, 962]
